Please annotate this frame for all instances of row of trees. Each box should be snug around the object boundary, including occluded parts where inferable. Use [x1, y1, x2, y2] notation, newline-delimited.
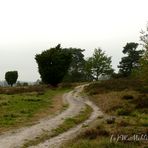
[4, 26, 147, 87]
[35, 25, 148, 86]
[35, 45, 113, 86]
[5, 39, 145, 87]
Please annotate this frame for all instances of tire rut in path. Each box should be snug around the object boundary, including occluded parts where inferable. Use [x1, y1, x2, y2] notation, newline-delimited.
[29, 87, 103, 148]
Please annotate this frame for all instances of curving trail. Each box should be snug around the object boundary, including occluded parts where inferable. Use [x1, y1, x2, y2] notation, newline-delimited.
[0, 85, 103, 148]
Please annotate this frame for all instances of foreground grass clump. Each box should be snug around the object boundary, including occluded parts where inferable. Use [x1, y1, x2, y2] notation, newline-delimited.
[64, 138, 138, 148]
[63, 125, 140, 148]
[64, 79, 148, 148]
[22, 105, 92, 147]
[0, 85, 70, 132]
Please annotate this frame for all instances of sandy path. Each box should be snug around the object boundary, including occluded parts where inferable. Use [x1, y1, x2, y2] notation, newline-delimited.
[30, 94, 103, 148]
[0, 85, 103, 148]
[0, 86, 85, 148]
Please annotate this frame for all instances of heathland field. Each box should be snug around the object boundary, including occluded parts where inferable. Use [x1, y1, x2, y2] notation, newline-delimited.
[63, 79, 148, 148]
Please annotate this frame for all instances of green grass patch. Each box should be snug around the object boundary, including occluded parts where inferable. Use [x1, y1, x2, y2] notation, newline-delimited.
[0, 87, 70, 132]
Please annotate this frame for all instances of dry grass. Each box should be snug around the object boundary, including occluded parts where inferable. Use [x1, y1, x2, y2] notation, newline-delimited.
[85, 79, 147, 95]
[0, 85, 49, 95]
[91, 91, 139, 114]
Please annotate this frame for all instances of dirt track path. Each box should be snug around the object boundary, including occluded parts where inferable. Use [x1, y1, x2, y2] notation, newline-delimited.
[0, 85, 103, 148]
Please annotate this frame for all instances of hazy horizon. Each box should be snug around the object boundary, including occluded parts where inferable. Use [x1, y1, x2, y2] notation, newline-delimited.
[0, 0, 148, 81]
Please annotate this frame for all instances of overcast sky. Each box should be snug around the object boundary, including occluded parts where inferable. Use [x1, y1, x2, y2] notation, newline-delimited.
[0, 0, 147, 82]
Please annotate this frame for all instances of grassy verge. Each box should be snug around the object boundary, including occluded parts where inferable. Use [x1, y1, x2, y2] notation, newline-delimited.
[22, 105, 92, 147]
[0, 86, 70, 133]
[63, 79, 148, 148]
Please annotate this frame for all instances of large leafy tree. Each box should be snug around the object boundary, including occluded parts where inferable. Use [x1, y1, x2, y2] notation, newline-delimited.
[118, 42, 143, 77]
[85, 48, 113, 81]
[35, 44, 72, 86]
[5, 71, 18, 86]
[63, 48, 86, 82]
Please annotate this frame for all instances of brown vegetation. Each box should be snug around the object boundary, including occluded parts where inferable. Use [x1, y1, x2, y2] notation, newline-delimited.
[63, 79, 148, 147]
[0, 85, 49, 95]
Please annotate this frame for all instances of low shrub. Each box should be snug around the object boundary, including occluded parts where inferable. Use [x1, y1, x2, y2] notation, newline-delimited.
[117, 120, 129, 127]
[81, 128, 99, 139]
[3, 113, 19, 118]
[122, 95, 134, 100]
[0, 101, 9, 106]
[110, 105, 123, 111]
[139, 86, 148, 93]
[105, 116, 116, 124]
[117, 108, 131, 116]
[81, 127, 109, 139]
[59, 83, 73, 88]
[36, 92, 44, 96]
[22, 98, 41, 102]
[135, 95, 148, 108]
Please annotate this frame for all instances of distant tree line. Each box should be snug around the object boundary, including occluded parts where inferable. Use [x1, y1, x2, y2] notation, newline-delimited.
[35, 45, 114, 86]
[35, 25, 148, 86]
[3, 25, 147, 87]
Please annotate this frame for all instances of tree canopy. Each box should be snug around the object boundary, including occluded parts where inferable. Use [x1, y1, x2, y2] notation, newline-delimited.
[85, 48, 113, 81]
[63, 48, 86, 82]
[35, 44, 72, 86]
[118, 42, 143, 77]
[5, 71, 18, 86]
